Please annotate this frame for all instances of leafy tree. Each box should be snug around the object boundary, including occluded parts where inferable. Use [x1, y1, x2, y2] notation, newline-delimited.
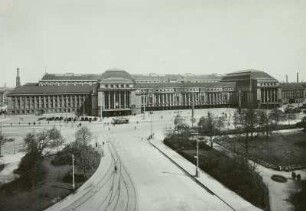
[198, 112, 220, 148]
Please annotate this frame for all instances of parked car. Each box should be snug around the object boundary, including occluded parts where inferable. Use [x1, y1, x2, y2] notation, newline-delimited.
[111, 117, 129, 124]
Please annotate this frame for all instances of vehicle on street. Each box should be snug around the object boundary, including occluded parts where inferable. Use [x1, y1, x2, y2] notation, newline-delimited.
[111, 117, 129, 124]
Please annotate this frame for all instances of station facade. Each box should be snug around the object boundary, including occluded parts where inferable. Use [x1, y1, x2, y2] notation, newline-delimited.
[7, 69, 306, 116]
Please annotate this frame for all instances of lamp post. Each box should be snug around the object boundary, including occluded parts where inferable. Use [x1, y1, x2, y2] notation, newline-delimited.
[195, 136, 199, 177]
[191, 132, 200, 177]
[150, 112, 153, 137]
[72, 154, 75, 190]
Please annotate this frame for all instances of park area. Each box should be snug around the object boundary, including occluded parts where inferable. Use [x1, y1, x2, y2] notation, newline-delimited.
[215, 130, 306, 169]
[164, 134, 270, 210]
[0, 114, 102, 210]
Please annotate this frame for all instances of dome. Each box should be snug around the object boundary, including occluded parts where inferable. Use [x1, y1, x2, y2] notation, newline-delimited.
[100, 69, 133, 80]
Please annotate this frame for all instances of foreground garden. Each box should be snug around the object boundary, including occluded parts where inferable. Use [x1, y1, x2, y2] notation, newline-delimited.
[0, 126, 101, 211]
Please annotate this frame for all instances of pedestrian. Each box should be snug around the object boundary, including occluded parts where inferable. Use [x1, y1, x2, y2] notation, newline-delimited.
[114, 165, 117, 172]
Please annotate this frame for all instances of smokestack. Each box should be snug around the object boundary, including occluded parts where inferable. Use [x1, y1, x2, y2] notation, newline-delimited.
[286, 74, 288, 83]
[16, 67, 21, 87]
[297, 71, 299, 83]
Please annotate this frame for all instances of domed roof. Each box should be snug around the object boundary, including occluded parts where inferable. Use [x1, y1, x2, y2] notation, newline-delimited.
[100, 69, 133, 80]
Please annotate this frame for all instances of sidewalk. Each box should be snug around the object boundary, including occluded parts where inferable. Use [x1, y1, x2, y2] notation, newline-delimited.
[150, 132, 262, 211]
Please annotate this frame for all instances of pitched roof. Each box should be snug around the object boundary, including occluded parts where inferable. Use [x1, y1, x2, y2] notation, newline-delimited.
[8, 84, 96, 96]
[41, 73, 99, 81]
[221, 69, 277, 81]
[131, 74, 183, 81]
[135, 82, 236, 89]
[280, 83, 305, 90]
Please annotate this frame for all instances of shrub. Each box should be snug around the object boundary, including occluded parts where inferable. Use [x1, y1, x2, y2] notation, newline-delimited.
[62, 171, 85, 183]
[13, 151, 45, 190]
[291, 180, 306, 211]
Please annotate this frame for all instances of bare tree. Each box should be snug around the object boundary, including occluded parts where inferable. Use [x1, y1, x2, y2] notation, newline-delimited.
[239, 108, 259, 154]
[258, 110, 273, 140]
[0, 134, 6, 157]
[75, 126, 92, 147]
[48, 127, 64, 152]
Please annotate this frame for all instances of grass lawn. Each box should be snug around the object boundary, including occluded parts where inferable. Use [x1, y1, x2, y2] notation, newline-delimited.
[216, 131, 306, 166]
[0, 156, 81, 211]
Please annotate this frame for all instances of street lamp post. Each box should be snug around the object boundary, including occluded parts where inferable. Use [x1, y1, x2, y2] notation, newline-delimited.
[150, 112, 153, 137]
[191, 132, 200, 177]
[72, 154, 75, 190]
[195, 136, 199, 177]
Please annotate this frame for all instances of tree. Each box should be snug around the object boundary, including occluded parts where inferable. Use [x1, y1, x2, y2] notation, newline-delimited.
[198, 112, 220, 148]
[23, 127, 65, 156]
[233, 110, 242, 131]
[296, 116, 306, 130]
[174, 114, 189, 135]
[72, 127, 95, 178]
[75, 126, 92, 147]
[239, 107, 259, 154]
[258, 110, 272, 140]
[15, 128, 65, 189]
[0, 134, 6, 157]
[48, 127, 64, 152]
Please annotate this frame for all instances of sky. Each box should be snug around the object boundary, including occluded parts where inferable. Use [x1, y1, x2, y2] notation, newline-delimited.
[0, 0, 306, 87]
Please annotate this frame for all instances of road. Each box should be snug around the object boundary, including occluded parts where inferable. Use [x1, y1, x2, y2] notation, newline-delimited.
[44, 110, 234, 211]
[98, 114, 232, 211]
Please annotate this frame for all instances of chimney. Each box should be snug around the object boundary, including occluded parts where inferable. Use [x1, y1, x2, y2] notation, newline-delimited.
[286, 74, 288, 83]
[16, 67, 21, 87]
[297, 71, 299, 83]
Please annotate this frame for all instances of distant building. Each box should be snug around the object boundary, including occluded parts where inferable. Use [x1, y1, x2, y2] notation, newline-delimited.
[221, 70, 281, 108]
[7, 68, 305, 116]
[280, 83, 306, 104]
[0, 87, 13, 106]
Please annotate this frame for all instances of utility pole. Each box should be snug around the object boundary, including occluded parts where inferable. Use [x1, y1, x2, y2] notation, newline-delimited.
[150, 112, 153, 137]
[192, 92, 194, 128]
[13, 138, 16, 154]
[72, 154, 75, 190]
[195, 133, 199, 177]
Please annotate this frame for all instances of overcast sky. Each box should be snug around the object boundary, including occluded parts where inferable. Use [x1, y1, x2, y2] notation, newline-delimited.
[0, 0, 305, 87]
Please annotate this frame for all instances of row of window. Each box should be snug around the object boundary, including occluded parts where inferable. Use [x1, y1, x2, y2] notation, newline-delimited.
[101, 84, 133, 88]
[258, 82, 279, 87]
[39, 81, 96, 86]
[140, 87, 234, 93]
[11, 108, 78, 114]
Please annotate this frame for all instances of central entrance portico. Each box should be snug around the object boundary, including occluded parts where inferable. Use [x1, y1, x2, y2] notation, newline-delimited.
[97, 69, 140, 117]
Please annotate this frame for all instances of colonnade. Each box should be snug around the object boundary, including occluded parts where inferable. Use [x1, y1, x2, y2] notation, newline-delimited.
[104, 91, 130, 110]
[261, 89, 278, 103]
[142, 92, 233, 108]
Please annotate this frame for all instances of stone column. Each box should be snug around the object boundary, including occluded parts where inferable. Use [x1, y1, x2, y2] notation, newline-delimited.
[108, 92, 111, 109]
[118, 92, 120, 108]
